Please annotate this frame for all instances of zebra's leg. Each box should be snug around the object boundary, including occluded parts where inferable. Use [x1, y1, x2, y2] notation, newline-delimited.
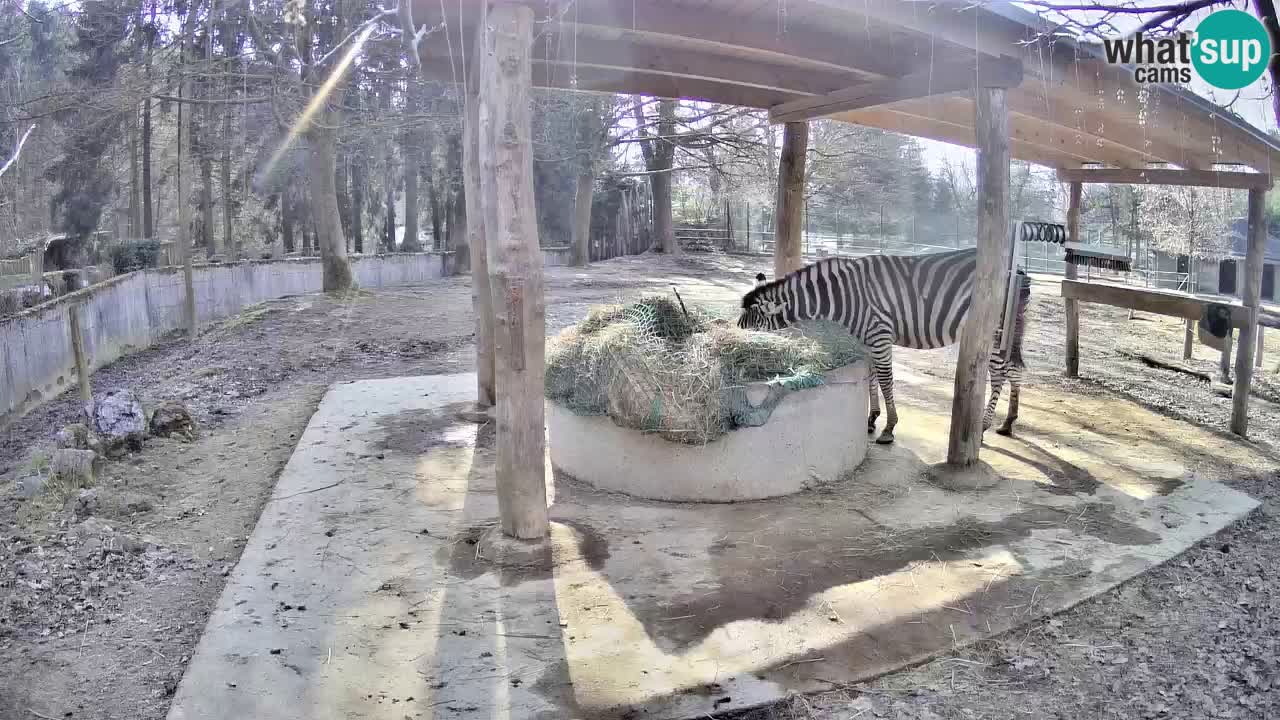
[873, 349, 897, 445]
[997, 364, 1022, 436]
[867, 369, 881, 433]
[983, 355, 1007, 433]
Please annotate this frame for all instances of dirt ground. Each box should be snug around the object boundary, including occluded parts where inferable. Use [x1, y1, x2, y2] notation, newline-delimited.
[2, 252, 1279, 720]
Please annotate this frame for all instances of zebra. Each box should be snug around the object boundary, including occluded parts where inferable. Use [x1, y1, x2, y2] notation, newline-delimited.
[739, 249, 1031, 445]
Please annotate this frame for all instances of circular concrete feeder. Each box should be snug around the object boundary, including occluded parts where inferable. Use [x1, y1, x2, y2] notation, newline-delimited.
[547, 361, 871, 502]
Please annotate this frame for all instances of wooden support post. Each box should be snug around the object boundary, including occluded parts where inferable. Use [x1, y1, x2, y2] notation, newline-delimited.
[1183, 319, 1194, 360]
[1256, 326, 1265, 368]
[774, 121, 807, 279]
[463, 24, 495, 408]
[1231, 188, 1267, 436]
[1064, 181, 1082, 377]
[947, 87, 1011, 467]
[480, 2, 549, 540]
[67, 304, 92, 407]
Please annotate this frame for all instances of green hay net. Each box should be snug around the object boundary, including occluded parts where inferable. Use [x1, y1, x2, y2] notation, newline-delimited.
[545, 294, 866, 444]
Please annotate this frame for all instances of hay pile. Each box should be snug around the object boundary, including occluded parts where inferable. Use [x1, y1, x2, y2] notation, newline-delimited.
[545, 294, 865, 444]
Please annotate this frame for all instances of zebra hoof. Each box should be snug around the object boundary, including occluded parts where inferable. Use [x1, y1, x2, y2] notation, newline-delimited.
[995, 425, 1014, 437]
[875, 431, 895, 445]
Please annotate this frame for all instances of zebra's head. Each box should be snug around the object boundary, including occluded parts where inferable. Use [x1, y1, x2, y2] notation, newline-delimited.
[738, 275, 790, 330]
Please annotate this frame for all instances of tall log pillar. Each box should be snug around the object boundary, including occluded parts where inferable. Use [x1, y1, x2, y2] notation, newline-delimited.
[463, 19, 495, 408]
[1064, 181, 1082, 377]
[479, 2, 549, 539]
[947, 87, 1011, 466]
[1231, 187, 1267, 436]
[774, 121, 807, 279]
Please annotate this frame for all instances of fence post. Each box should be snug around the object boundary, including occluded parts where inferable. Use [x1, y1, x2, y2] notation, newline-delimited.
[68, 303, 92, 407]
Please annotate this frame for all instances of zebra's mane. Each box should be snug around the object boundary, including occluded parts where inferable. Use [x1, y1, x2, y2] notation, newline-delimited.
[741, 248, 983, 309]
[740, 256, 851, 309]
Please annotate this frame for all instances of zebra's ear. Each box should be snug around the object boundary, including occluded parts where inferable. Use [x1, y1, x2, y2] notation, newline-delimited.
[754, 272, 767, 287]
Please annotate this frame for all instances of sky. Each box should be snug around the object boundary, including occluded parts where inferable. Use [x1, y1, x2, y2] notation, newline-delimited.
[917, 1, 1280, 173]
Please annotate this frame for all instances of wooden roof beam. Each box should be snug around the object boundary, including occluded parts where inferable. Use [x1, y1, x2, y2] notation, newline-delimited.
[1057, 168, 1273, 189]
[814, 0, 1024, 59]
[526, 33, 860, 98]
[413, 0, 913, 80]
[864, 95, 1145, 168]
[1008, 87, 1216, 170]
[413, 55, 808, 109]
[1032, 59, 1280, 172]
[769, 56, 1022, 124]
[833, 106, 1083, 169]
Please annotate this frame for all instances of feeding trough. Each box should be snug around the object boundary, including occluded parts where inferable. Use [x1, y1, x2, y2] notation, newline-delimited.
[544, 296, 871, 502]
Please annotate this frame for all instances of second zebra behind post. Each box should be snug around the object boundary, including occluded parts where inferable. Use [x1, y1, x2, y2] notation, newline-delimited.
[738, 248, 1031, 445]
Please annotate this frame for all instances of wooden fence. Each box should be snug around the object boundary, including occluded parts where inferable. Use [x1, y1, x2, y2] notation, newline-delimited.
[0, 251, 43, 290]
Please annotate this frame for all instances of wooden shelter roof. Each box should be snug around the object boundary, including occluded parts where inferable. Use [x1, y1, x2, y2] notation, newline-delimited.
[415, 0, 1280, 175]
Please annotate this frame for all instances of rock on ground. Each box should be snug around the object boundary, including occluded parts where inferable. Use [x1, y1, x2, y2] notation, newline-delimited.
[149, 401, 197, 440]
[55, 423, 103, 454]
[65, 488, 156, 520]
[50, 448, 100, 488]
[87, 390, 147, 457]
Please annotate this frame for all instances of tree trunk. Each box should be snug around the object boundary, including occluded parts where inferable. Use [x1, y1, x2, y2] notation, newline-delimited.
[337, 152, 352, 252]
[221, 105, 234, 258]
[480, 3, 548, 540]
[142, 30, 154, 238]
[774, 121, 807, 278]
[448, 190, 465, 256]
[403, 156, 420, 251]
[384, 180, 397, 251]
[428, 170, 443, 250]
[200, 145, 215, 257]
[632, 97, 678, 254]
[651, 170, 674, 253]
[445, 132, 466, 270]
[280, 191, 294, 253]
[401, 81, 421, 252]
[307, 123, 354, 293]
[129, 109, 140, 239]
[351, 154, 364, 254]
[176, 32, 196, 338]
[572, 168, 593, 266]
[618, 189, 632, 257]
[141, 89, 153, 239]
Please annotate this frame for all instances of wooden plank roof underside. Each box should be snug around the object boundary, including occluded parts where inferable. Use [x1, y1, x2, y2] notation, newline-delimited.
[412, 0, 1280, 175]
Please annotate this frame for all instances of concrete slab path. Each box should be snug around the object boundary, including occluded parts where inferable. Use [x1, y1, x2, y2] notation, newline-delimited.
[167, 372, 1262, 720]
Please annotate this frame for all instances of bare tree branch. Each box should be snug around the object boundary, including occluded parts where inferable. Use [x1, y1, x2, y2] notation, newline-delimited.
[0, 124, 35, 180]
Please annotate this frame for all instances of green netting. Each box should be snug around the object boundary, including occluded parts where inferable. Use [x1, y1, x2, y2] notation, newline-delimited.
[545, 294, 865, 444]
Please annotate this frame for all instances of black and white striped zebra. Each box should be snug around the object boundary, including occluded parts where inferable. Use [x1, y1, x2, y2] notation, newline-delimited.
[739, 249, 1031, 445]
